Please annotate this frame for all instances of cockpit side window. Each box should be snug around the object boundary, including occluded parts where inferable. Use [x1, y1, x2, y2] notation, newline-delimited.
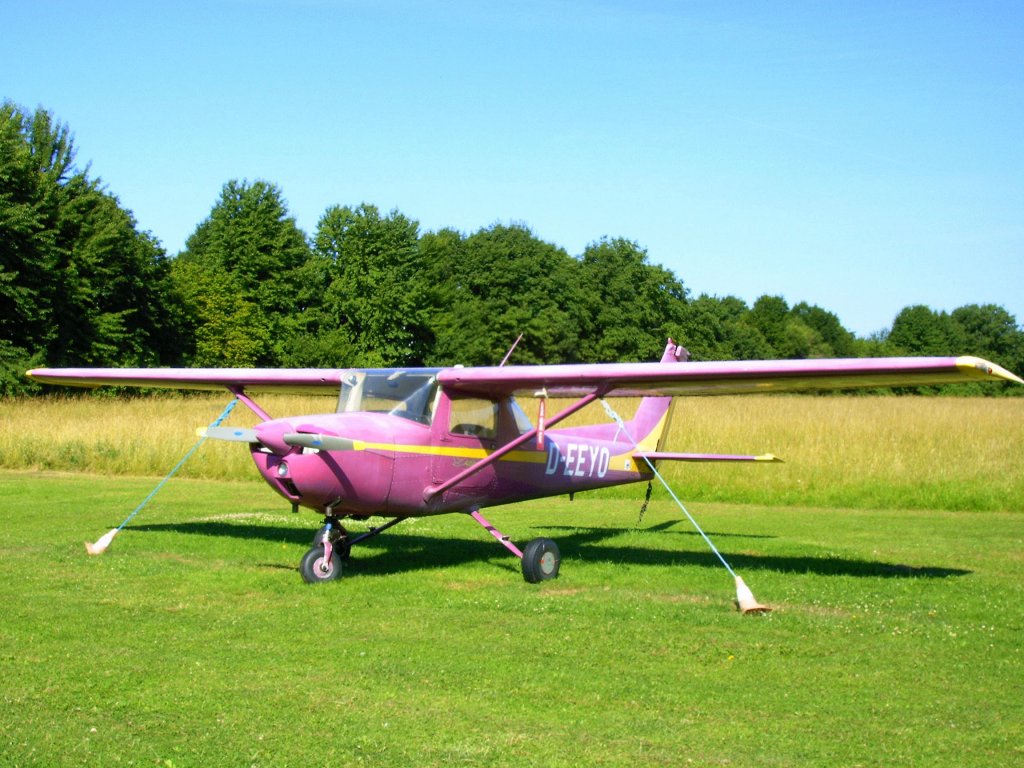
[449, 398, 498, 440]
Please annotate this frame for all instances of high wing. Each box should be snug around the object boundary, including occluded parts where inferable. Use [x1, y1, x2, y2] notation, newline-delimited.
[24, 367, 351, 394]
[27, 355, 1021, 398]
[438, 356, 1022, 398]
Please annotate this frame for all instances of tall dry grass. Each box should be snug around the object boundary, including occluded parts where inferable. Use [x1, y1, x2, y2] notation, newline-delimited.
[0, 393, 335, 480]
[1, 393, 1021, 510]
[661, 395, 1024, 510]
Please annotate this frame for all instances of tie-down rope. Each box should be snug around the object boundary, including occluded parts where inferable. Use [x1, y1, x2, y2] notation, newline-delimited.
[600, 398, 737, 579]
[85, 398, 238, 554]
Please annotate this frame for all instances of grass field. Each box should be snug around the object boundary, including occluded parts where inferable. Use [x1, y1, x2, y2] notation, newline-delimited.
[1, 474, 1022, 766]
[1, 395, 1022, 766]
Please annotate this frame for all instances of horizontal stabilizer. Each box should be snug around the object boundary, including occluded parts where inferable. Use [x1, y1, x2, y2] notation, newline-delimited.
[635, 452, 782, 463]
[199, 426, 260, 443]
[283, 433, 357, 452]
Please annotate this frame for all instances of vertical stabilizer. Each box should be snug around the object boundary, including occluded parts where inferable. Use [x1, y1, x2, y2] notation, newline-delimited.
[629, 340, 687, 451]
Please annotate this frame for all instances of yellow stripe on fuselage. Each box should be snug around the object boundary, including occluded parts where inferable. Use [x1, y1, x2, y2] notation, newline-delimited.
[352, 440, 549, 464]
[350, 409, 671, 474]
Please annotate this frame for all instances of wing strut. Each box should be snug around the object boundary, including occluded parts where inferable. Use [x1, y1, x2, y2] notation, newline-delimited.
[229, 386, 273, 421]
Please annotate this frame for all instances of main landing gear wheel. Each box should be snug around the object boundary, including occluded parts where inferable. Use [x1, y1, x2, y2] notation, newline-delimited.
[521, 538, 560, 583]
[299, 545, 343, 583]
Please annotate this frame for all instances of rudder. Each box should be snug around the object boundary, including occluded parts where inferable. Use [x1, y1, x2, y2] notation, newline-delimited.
[629, 339, 687, 451]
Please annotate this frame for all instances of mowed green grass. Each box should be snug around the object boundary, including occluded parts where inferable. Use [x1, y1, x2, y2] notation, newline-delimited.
[1, 470, 1023, 767]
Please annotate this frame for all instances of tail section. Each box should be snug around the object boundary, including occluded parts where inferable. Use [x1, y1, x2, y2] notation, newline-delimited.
[629, 339, 687, 451]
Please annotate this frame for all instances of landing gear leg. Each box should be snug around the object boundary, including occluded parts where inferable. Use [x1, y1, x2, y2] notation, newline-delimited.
[298, 516, 407, 584]
[299, 517, 349, 584]
[468, 510, 560, 583]
[312, 518, 350, 556]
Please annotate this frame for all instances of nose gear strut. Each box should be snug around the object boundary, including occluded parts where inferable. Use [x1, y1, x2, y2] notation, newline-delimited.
[298, 516, 408, 583]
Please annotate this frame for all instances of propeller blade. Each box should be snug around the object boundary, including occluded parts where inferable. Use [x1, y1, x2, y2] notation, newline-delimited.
[198, 426, 260, 443]
[283, 433, 358, 451]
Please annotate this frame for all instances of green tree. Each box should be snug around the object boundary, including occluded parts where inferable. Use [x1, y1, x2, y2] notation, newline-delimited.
[310, 204, 431, 367]
[883, 305, 974, 394]
[791, 302, 856, 357]
[424, 224, 586, 366]
[1, 102, 181, 392]
[743, 295, 859, 359]
[886, 305, 967, 356]
[171, 260, 272, 367]
[747, 295, 790, 354]
[576, 237, 688, 362]
[677, 295, 773, 360]
[174, 180, 310, 366]
[950, 304, 1022, 371]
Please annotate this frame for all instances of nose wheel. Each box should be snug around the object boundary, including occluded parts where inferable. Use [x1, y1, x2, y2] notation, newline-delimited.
[299, 544, 343, 583]
[300, 517, 349, 583]
[298, 516, 406, 583]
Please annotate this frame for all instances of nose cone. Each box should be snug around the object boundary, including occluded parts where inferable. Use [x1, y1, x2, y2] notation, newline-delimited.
[248, 412, 399, 515]
[253, 420, 298, 454]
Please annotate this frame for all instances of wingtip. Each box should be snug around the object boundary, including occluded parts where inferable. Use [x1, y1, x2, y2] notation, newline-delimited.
[956, 357, 1024, 385]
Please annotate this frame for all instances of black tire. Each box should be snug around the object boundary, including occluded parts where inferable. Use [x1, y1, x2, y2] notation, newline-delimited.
[522, 538, 560, 583]
[299, 545, 343, 583]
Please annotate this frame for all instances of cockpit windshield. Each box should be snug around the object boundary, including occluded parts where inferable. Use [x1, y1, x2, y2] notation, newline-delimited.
[338, 369, 441, 425]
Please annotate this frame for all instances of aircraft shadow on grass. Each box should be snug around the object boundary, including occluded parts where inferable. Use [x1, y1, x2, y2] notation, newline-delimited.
[131, 518, 970, 580]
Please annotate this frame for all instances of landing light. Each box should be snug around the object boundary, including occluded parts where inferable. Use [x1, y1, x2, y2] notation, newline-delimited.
[277, 462, 290, 478]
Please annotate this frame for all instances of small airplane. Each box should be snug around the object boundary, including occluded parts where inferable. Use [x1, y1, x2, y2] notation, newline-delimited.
[27, 342, 1021, 584]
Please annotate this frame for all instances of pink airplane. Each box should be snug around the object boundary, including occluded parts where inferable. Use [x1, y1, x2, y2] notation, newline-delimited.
[27, 342, 1021, 583]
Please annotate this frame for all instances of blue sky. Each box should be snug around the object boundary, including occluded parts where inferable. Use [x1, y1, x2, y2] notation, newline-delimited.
[4, 0, 1022, 337]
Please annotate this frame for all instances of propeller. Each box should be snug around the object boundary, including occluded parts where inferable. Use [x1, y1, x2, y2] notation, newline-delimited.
[199, 425, 358, 453]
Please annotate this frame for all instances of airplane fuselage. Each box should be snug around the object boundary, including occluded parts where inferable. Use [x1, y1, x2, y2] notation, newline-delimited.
[248, 398, 660, 518]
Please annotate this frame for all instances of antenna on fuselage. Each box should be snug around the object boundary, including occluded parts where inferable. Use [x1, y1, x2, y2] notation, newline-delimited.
[499, 333, 524, 367]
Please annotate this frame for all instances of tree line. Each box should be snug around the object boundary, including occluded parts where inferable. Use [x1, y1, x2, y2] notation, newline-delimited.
[2, 102, 1022, 396]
